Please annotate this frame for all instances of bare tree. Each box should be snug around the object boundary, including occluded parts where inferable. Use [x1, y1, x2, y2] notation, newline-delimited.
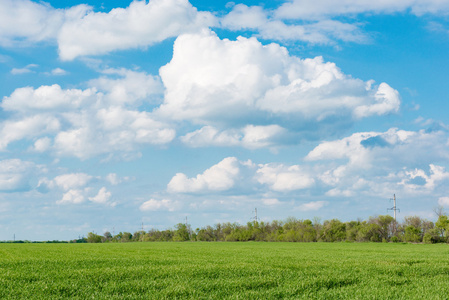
[433, 205, 445, 218]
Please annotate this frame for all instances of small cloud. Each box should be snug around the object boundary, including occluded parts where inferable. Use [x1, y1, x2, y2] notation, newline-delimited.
[296, 201, 328, 211]
[140, 199, 179, 211]
[426, 21, 448, 34]
[88, 187, 114, 205]
[167, 157, 240, 193]
[57, 189, 85, 204]
[106, 173, 121, 185]
[42, 68, 69, 76]
[32, 137, 52, 152]
[11, 64, 38, 75]
[256, 163, 315, 192]
[51, 68, 68, 76]
[53, 173, 92, 191]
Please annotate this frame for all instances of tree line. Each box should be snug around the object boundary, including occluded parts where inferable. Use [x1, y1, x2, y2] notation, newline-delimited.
[83, 213, 449, 244]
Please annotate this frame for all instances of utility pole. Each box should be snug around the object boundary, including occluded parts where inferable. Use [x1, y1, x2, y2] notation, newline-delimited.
[253, 208, 258, 223]
[388, 194, 400, 222]
[141, 222, 144, 232]
[388, 194, 400, 234]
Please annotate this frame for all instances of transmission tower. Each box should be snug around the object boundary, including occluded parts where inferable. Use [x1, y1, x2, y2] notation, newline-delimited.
[387, 194, 400, 222]
[252, 208, 258, 223]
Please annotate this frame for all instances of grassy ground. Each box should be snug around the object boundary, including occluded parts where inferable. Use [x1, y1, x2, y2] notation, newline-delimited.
[1, 242, 449, 299]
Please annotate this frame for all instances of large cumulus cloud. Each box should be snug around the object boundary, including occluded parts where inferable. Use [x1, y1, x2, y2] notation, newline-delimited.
[158, 30, 400, 147]
[1, 69, 175, 159]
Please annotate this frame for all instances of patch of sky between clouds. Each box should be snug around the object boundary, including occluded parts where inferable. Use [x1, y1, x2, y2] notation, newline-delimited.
[98, 37, 177, 79]
[43, 0, 131, 11]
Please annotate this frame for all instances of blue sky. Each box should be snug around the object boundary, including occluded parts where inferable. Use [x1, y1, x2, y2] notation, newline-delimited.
[1, 0, 449, 241]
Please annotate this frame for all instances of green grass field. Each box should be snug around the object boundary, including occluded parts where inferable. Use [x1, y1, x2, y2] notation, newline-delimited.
[1, 242, 449, 299]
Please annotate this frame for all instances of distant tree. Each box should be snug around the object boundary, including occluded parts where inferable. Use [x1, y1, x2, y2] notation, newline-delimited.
[102, 231, 112, 243]
[87, 232, 102, 243]
[173, 223, 190, 241]
[372, 215, 395, 241]
[433, 205, 445, 218]
[196, 226, 215, 241]
[345, 220, 361, 242]
[356, 222, 382, 242]
[423, 228, 442, 244]
[320, 219, 346, 242]
[435, 215, 449, 242]
[403, 226, 421, 243]
[132, 231, 146, 242]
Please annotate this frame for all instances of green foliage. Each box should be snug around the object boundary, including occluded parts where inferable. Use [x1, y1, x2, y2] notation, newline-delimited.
[173, 223, 190, 242]
[423, 228, 442, 244]
[436, 215, 449, 242]
[86, 232, 102, 243]
[320, 219, 346, 242]
[87, 214, 449, 244]
[1, 243, 449, 299]
[403, 225, 422, 243]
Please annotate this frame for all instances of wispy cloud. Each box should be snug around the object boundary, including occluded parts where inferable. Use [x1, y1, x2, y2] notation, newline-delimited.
[10, 64, 38, 75]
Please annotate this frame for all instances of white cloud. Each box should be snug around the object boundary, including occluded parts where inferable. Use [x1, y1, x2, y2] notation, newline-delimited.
[58, 0, 216, 60]
[399, 165, 449, 192]
[0, 115, 60, 150]
[158, 31, 399, 143]
[306, 127, 447, 167]
[168, 157, 240, 193]
[2, 84, 97, 112]
[180, 124, 288, 149]
[353, 83, 401, 118]
[1, 69, 175, 159]
[221, 4, 267, 30]
[0, 0, 65, 46]
[180, 126, 241, 148]
[88, 68, 163, 106]
[0, 159, 41, 192]
[57, 189, 85, 204]
[221, 4, 369, 44]
[11, 64, 38, 75]
[50, 68, 68, 76]
[256, 163, 315, 191]
[275, 0, 449, 20]
[306, 127, 449, 198]
[140, 199, 179, 211]
[53, 173, 92, 191]
[88, 187, 112, 204]
[0, 0, 216, 59]
[32, 137, 52, 152]
[45, 174, 117, 206]
[105, 173, 130, 186]
[296, 201, 328, 211]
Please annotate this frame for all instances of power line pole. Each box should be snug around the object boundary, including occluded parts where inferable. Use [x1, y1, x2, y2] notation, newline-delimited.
[388, 194, 400, 222]
[253, 208, 258, 223]
[388, 194, 400, 234]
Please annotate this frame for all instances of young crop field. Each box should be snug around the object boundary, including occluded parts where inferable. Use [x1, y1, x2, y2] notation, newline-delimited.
[1, 242, 449, 299]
